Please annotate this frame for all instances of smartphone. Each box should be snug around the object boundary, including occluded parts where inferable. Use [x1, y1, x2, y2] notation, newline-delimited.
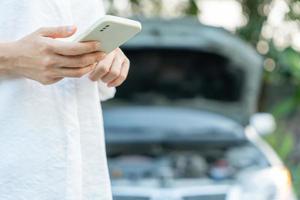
[74, 15, 142, 53]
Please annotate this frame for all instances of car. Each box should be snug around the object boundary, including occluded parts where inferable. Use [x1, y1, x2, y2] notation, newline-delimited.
[102, 18, 297, 200]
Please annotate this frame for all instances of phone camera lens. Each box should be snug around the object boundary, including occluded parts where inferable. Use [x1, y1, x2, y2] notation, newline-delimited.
[100, 25, 110, 32]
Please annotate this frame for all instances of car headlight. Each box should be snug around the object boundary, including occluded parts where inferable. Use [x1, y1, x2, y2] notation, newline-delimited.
[271, 167, 293, 199]
[238, 167, 293, 200]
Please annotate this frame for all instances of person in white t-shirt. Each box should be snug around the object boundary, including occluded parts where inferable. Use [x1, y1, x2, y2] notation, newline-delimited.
[0, 1, 128, 199]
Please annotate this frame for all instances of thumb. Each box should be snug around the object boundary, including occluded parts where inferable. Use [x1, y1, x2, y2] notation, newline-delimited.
[36, 26, 77, 39]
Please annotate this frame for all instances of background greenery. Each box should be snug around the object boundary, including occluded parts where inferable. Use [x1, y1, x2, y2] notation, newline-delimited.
[105, 0, 300, 196]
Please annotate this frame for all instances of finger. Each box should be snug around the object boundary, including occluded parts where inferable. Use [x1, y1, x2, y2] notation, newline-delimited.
[48, 40, 102, 56]
[89, 53, 115, 81]
[101, 55, 124, 83]
[108, 59, 130, 87]
[53, 65, 94, 78]
[52, 77, 64, 83]
[37, 26, 77, 39]
[55, 52, 105, 68]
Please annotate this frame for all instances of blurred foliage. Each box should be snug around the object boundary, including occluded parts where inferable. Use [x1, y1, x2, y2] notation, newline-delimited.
[265, 126, 295, 161]
[106, 0, 300, 196]
[265, 127, 300, 196]
[106, 0, 199, 17]
[237, 0, 270, 45]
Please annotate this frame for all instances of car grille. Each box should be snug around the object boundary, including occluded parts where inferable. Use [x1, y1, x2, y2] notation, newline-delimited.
[114, 196, 150, 200]
[183, 194, 227, 200]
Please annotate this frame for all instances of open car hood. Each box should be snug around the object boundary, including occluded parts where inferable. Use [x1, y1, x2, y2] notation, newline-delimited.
[107, 18, 263, 126]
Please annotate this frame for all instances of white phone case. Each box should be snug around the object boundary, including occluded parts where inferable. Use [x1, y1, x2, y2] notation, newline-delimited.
[75, 15, 142, 53]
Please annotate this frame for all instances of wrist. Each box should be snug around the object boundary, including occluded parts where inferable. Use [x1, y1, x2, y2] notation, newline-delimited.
[0, 42, 17, 75]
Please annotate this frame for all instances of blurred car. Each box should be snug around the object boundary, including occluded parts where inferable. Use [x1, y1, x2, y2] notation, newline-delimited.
[102, 18, 297, 200]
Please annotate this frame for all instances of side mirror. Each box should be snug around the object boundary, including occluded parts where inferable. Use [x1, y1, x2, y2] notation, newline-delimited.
[250, 113, 276, 136]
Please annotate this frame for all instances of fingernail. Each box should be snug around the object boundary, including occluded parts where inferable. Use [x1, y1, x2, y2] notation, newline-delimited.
[66, 26, 75, 33]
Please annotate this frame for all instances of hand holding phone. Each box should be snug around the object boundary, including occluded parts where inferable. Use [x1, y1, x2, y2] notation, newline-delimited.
[75, 15, 142, 54]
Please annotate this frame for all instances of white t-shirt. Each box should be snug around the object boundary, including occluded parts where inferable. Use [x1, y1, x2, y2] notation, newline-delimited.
[0, 1, 114, 200]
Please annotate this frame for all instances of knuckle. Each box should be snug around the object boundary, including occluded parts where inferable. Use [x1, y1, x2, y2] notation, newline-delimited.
[109, 49, 117, 57]
[110, 69, 120, 77]
[113, 79, 123, 87]
[115, 81, 123, 87]
[42, 56, 55, 69]
[116, 48, 122, 53]
[125, 58, 130, 65]
[119, 73, 127, 81]
[98, 65, 109, 74]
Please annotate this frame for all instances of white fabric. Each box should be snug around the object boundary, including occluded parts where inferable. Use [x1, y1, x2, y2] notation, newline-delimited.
[0, 0, 115, 199]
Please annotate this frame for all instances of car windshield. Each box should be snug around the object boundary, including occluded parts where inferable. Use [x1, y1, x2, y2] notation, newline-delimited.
[115, 48, 245, 103]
